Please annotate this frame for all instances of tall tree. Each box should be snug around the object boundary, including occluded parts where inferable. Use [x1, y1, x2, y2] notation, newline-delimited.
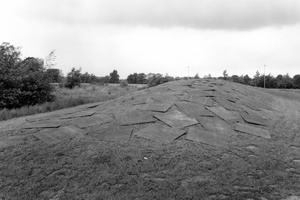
[109, 70, 120, 83]
[293, 74, 300, 88]
[223, 70, 228, 80]
[65, 67, 82, 89]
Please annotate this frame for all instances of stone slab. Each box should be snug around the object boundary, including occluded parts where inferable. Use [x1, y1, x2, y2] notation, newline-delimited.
[72, 114, 114, 128]
[154, 109, 199, 129]
[168, 85, 192, 92]
[196, 116, 237, 136]
[60, 110, 95, 119]
[188, 95, 214, 107]
[186, 125, 229, 149]
[206, 106, 241, 123]
[33, 125, 86, 144]
[89, 124, 133, 142]
[234, 123, 271, 139]
[240, 112, 269, 126]
[176, 102, 214, 117]
[115, 111, 155, 125]
[22, 120, 62, 129]
[144, 103, 173, 112]
[214, 97, 242, 112]
[134, 124, 186, 144]
[191, 85, 216, 91]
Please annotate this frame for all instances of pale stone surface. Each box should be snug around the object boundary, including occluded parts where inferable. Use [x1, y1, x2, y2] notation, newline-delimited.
[206, 106, 241, 123]
[144, 103, 173, 112]
[33, 125, 86, 144]
[240, 112, 269, 126]
[176, 102, 214, 117]
[234, 123, 271, 139]
[72, 114, 113, 128]
[60, 110, 95, 119]
[134, 124, 186, 144]
[154, 109, 199, 129]
[196, 116, 237, 136]
[115, 111, 155, 125]
[22, 120, 62, 129]
[89, 124, 133, 142]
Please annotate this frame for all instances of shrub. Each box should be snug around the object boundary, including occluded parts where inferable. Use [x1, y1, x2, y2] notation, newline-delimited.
[120, 80, 128, 87]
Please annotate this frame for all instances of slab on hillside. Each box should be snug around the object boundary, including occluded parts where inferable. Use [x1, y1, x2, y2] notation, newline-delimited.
[115, 111, 155, 125]
[72, 114, 114, 128]
[186, 125, 229, 149]
[144, 103, 173, 112]
[196, 116, 237, 136]
[22, 120, 62, 129]
[240, 112, 269, 126]
[60, 110, 95, 119]
[206, 106, 241, 123]
[234, 123, 271, 139]
[214, 97, 242, 112]
[134, 124, 186, 144]
[176, 102, 214, 117]
[89, 124, 133, 142]
[33, 125, 86, 144]
[154, 109, 199, 129]
[188, 95, 214, 107]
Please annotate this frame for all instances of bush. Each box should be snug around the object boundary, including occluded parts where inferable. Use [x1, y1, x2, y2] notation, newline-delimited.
[120, 80, 128, 87]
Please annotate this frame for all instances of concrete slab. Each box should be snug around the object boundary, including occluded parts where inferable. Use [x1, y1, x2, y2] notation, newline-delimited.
[168, 85, 192, 92]
[134, 124, 186, 144]
[188, 95, 214, 107]
[115, 111, 155, 125]
[89, 124, 133, 142]
[234, 123, 271, 139]
[154, 109, 199, 129]
[60, 110, 95, 119]
[22, 120, 62, 129]
[33, 125, 86, 144]
[186, 125, 229, 149]
[72, 114, 114, 128]
[196, 116, 237, 136]
[214, 97, 242, 112]
[240, 112, 269, 126]
[144, 103, 173, 112]
[176, 102, 214, 117]
[206, 106, 241, 123]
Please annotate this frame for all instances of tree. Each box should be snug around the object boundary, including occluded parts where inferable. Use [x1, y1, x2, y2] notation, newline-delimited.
[243, 75, 251, 85]
[194, 73, 199, 79]
[46, 68, 62, 83]
[65, 67, 82, 89]
[223, 70, 228, 80]
[45, 50, 56, 69]
[254, 71, 260, 87]
[0, 43, 55, 109]
[109, 70, 120, 83]
[293, 74, 300, 89]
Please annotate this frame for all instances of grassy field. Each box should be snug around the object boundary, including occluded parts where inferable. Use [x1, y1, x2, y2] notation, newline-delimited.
[0, 84, 142, 121]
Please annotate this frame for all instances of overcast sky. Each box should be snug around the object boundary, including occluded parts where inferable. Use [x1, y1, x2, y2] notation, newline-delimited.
[1, 0, 300, 78]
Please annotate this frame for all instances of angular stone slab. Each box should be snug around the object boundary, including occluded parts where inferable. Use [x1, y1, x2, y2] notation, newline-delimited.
[188, 95, 214, 107]
[214, 97, 242, 112]
[154, 109, 199, 129]
[191, 85, 216, 91]
[186, 126, 229, 149]
[134, 124, 186, 144]
[206, 106, 241, 123]
[22, 120, 62, 129]
[144, 103, 173, 112]
[115, 111, 155, 125]
[176, 102, 214, 117]
[60, 110, 95, 119]
[72, 114, 114, 128]
[240, 112, 269, 126]
[196, 116, 237, 136]
[234, 123, 271, 139]
[89, 124, 133, 142]
[33, 125, 86, 144]
[168, 85, 192, 92]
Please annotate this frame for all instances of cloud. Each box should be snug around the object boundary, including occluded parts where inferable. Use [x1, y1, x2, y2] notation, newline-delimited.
[25, 0, 300, 30]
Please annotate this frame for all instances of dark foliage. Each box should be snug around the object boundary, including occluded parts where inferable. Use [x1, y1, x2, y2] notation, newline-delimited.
[109, 70, 120, 83]
[65, 67, 82, 89]
[0, 43, 55, 109]
[127, 73, 147, 84]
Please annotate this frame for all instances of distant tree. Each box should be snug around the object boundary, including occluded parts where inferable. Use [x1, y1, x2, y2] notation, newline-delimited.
[223, 70, 228, 80]
[81, 72, 92, 83]
[109, 70, 120, 83]
[137, 73, 147, 84]
[243, 75, 251, 85]
[127, 73, 138, 84]
[254, 71, 260, 87]
[293, 74, 300, 89]
[46, 68, 62, 83]
[194, 73, 199, 79]
[99, 76, 110, 84]
[45, 50, 56, 69]
[65, 67, 82, 89]
[276, 74, 284, 88]
[282, 73, 293, 89]
[0, 43, 55, 109]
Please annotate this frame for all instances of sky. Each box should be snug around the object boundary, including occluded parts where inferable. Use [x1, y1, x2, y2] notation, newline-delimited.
[1, 0, 300, 79]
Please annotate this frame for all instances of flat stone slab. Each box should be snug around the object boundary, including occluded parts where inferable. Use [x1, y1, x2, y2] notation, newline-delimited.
[72, 114, 114, 128]
[33, 125, 86, 144]
[240, 112, 269, 126]
[60, 110, 95, 119]
[89, 124, 133, 142]
[214, 97, 242, 112]
[188, 95, 214, 107]
[176, 102, 214, 117]
[134, 124, 186, 144]
[206, 106, 241, 123]
[144, 103, 173, 112]
[196, 116, 237, 136]
[234, 123, 271, 139]
[154, 109, 199, 129]
[115, 111, 155, 125]
[186, 125, 229, 149]
[22, 120, 62, 129]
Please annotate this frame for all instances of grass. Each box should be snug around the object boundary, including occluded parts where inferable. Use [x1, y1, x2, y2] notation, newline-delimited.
[0, 84, 141, 121]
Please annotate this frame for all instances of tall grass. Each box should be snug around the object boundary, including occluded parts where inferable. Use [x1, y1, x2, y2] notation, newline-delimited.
[0, 84, 137, 121]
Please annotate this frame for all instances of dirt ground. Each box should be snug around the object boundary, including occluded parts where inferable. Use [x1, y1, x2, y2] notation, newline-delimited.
[0, 87, 300, 200]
